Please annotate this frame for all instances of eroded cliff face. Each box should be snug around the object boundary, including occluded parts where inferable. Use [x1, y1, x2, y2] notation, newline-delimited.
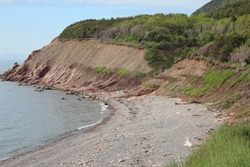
[0, 38, 152, 92]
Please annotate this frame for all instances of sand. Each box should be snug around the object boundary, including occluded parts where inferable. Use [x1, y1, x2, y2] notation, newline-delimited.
[0, 95, 222, 167]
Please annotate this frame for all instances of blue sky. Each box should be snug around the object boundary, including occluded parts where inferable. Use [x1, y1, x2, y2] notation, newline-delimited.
[1, 0, 210, 60]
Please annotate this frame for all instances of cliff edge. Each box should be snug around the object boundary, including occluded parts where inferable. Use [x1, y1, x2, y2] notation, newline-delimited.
[1, 38, 152, 92]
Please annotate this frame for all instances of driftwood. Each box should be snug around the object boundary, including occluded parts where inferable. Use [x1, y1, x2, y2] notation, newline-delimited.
[175, 100, 201, 105]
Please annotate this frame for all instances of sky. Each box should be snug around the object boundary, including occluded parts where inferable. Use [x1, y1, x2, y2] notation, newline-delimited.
[0, 0, 210, 60]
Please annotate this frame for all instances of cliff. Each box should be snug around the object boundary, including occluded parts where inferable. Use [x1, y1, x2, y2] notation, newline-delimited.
[0, 38, 152, 92]
[1, 37, 249, 119]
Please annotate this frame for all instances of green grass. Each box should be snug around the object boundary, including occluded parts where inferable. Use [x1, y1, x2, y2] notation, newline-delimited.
[189, 76, 200, 84]
[184, 124, 250, 167]
[220, 92, 242, 109]
[184, 86, 203, 96]
[166, 124, 250, 167]
[203, 69, 234, 91]
[117, 69, 131, 76]
[94, 66, 112, 74]
[231, 73, 249, 86]
[144, 83, 160, 88]
[185, 69, 234, 97]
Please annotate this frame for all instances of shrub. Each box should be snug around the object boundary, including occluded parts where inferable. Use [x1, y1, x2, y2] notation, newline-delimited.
[136, 72, 147, 77]
[144, 48, 167, 68]
[229, 44, 250, 64]
[179, 48, 197, 58]
[117, 69, 130, 76]
[94, 66, 112, 74]
[209, 33, 247, 61]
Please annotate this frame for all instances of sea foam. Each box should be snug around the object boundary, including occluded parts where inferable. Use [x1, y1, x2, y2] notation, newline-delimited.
[77, 119, 103, 130]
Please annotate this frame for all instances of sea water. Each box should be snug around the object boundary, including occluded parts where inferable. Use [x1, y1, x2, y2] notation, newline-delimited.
[0, 60, 108, 160]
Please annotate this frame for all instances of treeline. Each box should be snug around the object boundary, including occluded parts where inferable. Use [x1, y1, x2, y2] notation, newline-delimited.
[59, 2, 250, 70]
[60, 16, 135, 40]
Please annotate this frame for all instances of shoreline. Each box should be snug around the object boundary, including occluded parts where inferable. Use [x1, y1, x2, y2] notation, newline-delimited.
[0, 102, 116, 162]
[0, 93, 223, 167]
[0, 81, 116, 162]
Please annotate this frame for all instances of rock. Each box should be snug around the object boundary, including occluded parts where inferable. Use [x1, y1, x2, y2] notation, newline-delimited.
[194, 137, 202, 141]
[148, 160, 154, 164]
[163, 153, 171, 157]
[120, 159, 126, 162]
[184, 137, 192, 147]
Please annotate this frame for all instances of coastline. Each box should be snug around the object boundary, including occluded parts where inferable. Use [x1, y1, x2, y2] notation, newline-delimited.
[0, 93, 222, 167]
[0, 81, 115, 161]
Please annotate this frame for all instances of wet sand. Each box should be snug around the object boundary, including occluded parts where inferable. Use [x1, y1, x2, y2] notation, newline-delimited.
[0, 95, 221, 167]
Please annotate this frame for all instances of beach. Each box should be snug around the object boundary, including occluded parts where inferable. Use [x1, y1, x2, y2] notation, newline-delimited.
[0, 94, 222, 167]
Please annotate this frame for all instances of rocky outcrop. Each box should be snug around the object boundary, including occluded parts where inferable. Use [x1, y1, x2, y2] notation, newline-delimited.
[0, 38, 152, 92]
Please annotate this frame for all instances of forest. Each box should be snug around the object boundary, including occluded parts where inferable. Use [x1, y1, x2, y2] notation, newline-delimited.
[59, 0, 250, 71]
[192, 0, 247, 15]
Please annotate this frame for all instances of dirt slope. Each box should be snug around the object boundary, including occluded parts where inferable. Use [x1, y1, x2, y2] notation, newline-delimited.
[1, 38, 152, 91]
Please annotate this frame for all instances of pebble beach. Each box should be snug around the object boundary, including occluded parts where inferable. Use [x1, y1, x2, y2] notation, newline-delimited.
[0, 95, 221, 167]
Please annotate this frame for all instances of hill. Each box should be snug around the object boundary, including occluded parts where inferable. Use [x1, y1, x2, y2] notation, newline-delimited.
[192, 0, 244, 15]
[207, 0, 250, 19]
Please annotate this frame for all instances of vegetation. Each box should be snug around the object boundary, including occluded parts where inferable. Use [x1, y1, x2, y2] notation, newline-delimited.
[207, 0, 250, 19]
[59, 1, 250, 71]
[58, 1, 250, 167]
[136, 72, 147, 77]
[167, 124, 250, 167]
[144, 83, 160, 88]
[117, 69, 130, 76]
[94, 66, 112, 74]
[185, 69, 234, 96]
[192, 0, 248, 15]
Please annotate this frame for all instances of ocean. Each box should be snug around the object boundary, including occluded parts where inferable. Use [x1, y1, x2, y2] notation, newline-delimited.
[0, 60, 108, 160]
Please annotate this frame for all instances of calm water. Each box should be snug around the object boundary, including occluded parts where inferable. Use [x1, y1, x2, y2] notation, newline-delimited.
[0, 60, 108, 160]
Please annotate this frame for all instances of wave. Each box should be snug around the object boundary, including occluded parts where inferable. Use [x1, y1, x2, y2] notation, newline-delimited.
[99, 102, 108, 112]
[77, 119, 103, 130]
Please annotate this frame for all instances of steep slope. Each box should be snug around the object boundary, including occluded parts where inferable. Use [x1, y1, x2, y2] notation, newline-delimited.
[1, 38, 152, 92]
[152, 58, 250, 120]
[192, 0, 240, 15]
